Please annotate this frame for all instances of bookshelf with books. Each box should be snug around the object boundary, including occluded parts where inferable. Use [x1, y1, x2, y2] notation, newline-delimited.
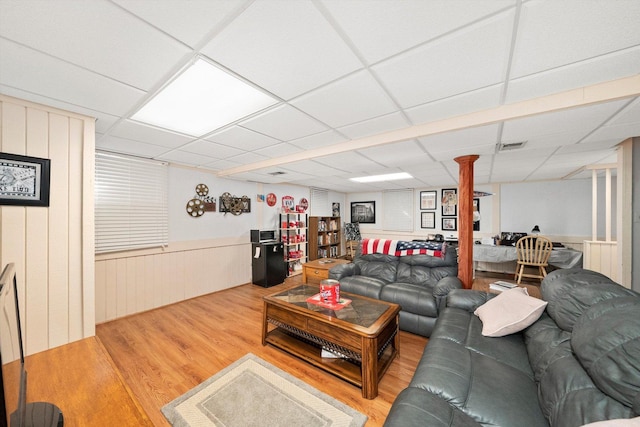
[279, 213, 308, 276]
[309, 216, 341, 261]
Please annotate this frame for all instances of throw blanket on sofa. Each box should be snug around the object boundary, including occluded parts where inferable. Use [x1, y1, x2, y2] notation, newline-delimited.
[362, 238, 445, 258]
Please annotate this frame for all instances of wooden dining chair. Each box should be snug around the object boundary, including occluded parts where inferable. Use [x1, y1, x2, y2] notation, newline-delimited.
[515, 236, 553, 284]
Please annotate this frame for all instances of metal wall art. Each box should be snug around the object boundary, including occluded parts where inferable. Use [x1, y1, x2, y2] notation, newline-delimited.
[219, 192, 250, 215]
[186, 183, 216, 217]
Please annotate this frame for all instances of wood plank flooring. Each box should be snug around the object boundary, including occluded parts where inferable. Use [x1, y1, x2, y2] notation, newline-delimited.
[96, 272, 540, 426]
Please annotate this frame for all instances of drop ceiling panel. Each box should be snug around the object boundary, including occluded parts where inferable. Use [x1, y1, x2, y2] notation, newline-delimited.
[254, 143, 304, 158]
[181, 140, 242, 159]
[418, 125, 500, 160]
[576, 121, 640, 146]
[200, 0, 362, 100]
[607, 97, 640, 126]
[558, 140, 622, 154]
[405, 85, 502, 125]
[206, 126, 281, 151]
[112, 0, 243, 48]
[157, 150, 216, 166]
[110, 120, 194, 149]
[96, 135, 169, 158]
[278, 160, 347, 176]
[202, 159, 241, 170]
[505, 48, 640, 103]
[314, 151, 384, 172]
[322, 0, 515, 64]
[0, 0, 190, 90]
[372, 11, 514, 108]
[0, 40, 145, 116]
[226, 151, 269, 165]
[291, 70, 398, 128]
[338, 112, 410, 139]
[288, 131, 348, 150]
[240, 105, 328, 141]
[357, 140, 429, 167]
[511, 1, 640, 78]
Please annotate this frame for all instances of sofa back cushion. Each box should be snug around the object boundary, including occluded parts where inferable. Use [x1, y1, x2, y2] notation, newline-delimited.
[396, 249, 458, 287]
[571, 297, 640, 413]
[541, 269, 637, 332]
[353, 253, 399, 284]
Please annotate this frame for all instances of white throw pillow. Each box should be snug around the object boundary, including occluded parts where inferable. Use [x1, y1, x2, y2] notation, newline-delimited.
[474, 287, 548, 337]
[581, 417, 640, 427]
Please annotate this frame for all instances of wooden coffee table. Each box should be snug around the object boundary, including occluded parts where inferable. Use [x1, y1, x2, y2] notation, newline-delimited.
[262, 284, 400, 399]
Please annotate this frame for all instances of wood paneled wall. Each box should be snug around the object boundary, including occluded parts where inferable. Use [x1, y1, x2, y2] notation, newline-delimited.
[0, 95, 95, 356]
[94, 238, 251, 323]
[583, 241, 618, 283]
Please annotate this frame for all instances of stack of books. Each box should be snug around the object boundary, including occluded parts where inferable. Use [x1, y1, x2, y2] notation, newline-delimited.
[489, 281, 518, 293]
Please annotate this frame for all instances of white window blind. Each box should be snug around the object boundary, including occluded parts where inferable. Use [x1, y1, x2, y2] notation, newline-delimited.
[95, 152, 168, 253]
[383, 189, 413, 232]
[310, 187, 329, 216]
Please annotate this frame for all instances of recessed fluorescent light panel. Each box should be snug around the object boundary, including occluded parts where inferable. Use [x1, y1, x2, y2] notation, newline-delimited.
[132, 59, 278, 137]
[350, 172, 413, 183]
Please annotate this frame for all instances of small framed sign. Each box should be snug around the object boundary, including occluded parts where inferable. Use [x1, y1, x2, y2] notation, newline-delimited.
[421, 211, 435, 229]
[420, 191, 437, 210]
[0, 152, 51, 207]
[442, 217, 457, 231]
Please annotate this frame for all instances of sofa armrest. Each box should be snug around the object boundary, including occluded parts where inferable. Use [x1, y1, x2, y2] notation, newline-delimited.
[432, 276, 464, 311]
[329, 263, 359, 280]
[446, 289, 496, 312]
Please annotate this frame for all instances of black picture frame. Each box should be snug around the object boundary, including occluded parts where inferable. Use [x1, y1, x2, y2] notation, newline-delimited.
[0, 152, 51, 207]
[420, 190, 437, 210]
[351, 201, 375, 224]
[441, 188, 457, 216]
[421, 211, 436, 229]
[442, 217, 457, 231]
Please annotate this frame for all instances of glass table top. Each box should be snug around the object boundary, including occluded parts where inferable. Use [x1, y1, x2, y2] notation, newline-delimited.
[268, 284, 394, 328]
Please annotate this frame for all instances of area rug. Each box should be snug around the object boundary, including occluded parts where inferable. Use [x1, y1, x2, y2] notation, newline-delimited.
[161, 353, 367, 427]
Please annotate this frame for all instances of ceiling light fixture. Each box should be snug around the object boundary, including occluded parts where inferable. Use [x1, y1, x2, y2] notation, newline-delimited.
[350, 172, 413, 183]
[132, 58, 278, 137]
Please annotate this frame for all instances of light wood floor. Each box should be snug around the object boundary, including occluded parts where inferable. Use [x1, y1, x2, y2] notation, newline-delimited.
[96, 272, 541, 426]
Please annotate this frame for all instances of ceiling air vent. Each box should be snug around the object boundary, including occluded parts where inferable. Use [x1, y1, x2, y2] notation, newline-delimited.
[497, 141, 527, 152]
[268, 171, 286, 176]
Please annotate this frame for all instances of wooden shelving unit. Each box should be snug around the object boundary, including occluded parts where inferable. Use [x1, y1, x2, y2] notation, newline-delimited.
[279, 213, 308, 276]
[308, 216, 341, 261]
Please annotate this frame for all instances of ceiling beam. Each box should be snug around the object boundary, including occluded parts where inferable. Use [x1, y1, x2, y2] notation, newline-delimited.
[217, 74, 640, 177]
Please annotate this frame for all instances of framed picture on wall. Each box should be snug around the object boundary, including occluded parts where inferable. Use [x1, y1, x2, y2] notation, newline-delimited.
[351, 201, 375, 224]
[442, 217, 457, 231]
[473, 198, 480, 231]
[441, 188, 457, 216]
[421, 211, 436, 229]
[420, 190, 437, 210]
[0, 152, 51, 207]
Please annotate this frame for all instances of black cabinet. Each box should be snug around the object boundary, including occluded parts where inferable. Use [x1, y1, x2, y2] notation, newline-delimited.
[251, 242, 286, 287]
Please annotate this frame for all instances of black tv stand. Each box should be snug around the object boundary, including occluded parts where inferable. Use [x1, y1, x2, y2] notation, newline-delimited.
[11, 402, 63, 427]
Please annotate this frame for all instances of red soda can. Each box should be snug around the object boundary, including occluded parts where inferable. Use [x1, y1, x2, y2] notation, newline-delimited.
[320, 279, 340, 304]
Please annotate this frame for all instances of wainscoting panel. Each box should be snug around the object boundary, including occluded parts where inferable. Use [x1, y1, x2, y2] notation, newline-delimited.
[583, 240, 618, 282]
[95, 240, 252, 323]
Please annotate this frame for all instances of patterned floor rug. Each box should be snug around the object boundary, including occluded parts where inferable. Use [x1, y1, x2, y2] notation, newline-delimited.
[162, 353, 368, 427]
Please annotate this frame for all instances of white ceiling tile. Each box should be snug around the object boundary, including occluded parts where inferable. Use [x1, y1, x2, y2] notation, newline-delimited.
[240, 105, 328, 141]
[0, 0, 190, 90]
[607, 97, 640, 126]
[201, 159, 242, 170]
[505, 47, 640, 103]
[110, 120, 194, 148]
[278, 160, 345, 176]
[502, 101, 630, 147]
[112, 0, 242, 48]
[358, 140, 430, 167]
[511, 1, 640, 78]
[288, 131, 348, 150]
[418, 125, 500, 158]
[373, 11, 514, 108]
[96, 135, 169, 158]
[338, 112, 410, 139]
[291, 70, 398, 128]
[314, 151, 383, 173]
[226, 151, 269, 165]
[253, 143, 304, 158]
[581, 122, 640, 146]
[558, 140, 622, 154]
[405, 85, 502, 125]
[322, 0, 516, 64]
[181, 140, 243, 159]
[206, 126, 281, 151]
[0, 40, 145, 116]
[200, 0, 362, 100]
[157, 150, 216, 166]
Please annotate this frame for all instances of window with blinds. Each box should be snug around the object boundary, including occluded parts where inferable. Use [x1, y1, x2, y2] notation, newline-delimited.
[95, 152, 168, 253]
[383, 189, 414, 232]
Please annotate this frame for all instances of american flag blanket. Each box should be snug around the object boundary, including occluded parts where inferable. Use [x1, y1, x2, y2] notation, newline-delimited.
[361, 238, 446, 258]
